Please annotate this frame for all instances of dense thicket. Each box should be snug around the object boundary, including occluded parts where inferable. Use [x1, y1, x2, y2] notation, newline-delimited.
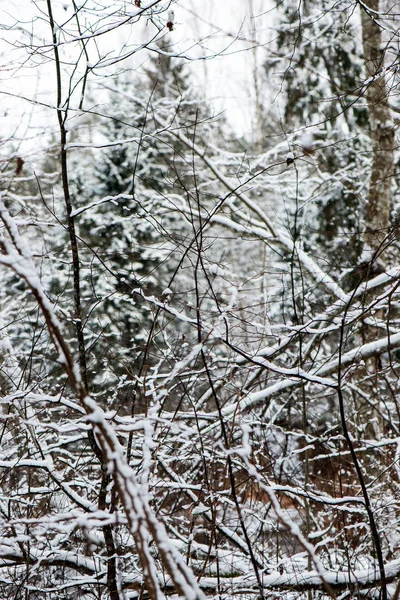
[0, 1, 400, 599]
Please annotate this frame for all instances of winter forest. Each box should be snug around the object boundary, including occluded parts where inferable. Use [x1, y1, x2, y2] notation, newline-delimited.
[2, 0, 400, 598]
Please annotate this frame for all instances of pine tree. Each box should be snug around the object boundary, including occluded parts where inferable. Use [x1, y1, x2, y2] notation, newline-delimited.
[265, 0, 369, 277]
[63, 50, 216, 410]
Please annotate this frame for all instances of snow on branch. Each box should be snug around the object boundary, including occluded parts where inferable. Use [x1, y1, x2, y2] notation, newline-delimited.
[0, 195, 206, 600]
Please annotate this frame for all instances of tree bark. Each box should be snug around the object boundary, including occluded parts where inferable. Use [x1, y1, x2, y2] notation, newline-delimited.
[361, 0, 395, 255]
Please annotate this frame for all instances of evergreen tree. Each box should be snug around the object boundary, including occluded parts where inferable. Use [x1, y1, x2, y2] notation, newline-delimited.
[265, 0, 369, 277]
[62, 51, 216, 410]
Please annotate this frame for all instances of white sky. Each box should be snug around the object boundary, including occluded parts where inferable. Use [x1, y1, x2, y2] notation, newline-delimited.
[177, 0, 275, 135]
[0, 0, 276, 163]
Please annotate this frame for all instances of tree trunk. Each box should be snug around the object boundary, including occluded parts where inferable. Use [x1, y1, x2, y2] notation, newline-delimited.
[361, 0, 394, 255]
